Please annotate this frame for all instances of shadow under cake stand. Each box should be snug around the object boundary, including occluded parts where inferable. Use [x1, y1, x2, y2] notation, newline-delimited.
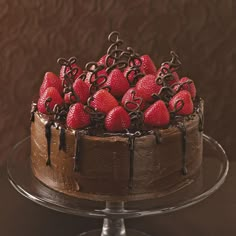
[7, 134, 229, 236]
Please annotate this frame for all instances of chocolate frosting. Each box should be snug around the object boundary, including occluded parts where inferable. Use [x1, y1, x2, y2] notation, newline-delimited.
[30, 99, 203, 201]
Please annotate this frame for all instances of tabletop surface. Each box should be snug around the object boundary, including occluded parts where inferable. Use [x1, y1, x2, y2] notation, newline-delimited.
[0, 161, 235, 236]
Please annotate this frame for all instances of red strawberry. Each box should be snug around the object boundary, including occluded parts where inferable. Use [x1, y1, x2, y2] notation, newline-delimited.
[140, 55, 157, 75]
[105, 69, 130, 97]
[85, 68, 108, 88]
[64, 80, 90, 104]
[169, 90, 193, 115]
[97, 54, 114, 67]
[64, 92, 75, 104]
[144, 100, 170, 127]
[157, 63, 179, 86]
[66, 103, 91, 129]
[73, 79, 90, 104]
[173, 77, 196, 99]
[105, 106, 131, 132]
[89, 89, 118, 114]
[124, 67, 135, 84]
[38, 87, 63, 114]
[60, 63, 83, 82]
[121, 88, 146, 111]
[39, 72, 63, 96]
[135, 74, 162, 102]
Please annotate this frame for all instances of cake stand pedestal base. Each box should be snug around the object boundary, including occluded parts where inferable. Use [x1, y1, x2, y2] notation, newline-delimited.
[79, 201, 150, 236]
[80, 229, 150, 236]
[79, 229, 150, 236]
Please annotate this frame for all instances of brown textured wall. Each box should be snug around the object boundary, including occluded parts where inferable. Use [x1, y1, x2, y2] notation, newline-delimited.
[0, 0, 235, 166]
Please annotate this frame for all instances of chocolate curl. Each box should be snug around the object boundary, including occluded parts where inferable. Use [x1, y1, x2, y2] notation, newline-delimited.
[78, 72, 87, 81]
[84, 102, 105, 129]
[156, 51, 182, 87]
[124, 90, 143, 112]
[44, 98, 68, 122]
[85, 62, 110, 94]
[106, 31, 129, 73]
[161, 51, 181, 71]
[169, 51, 182, 69]
[169, 99, 185, 119]
[57, 57, 81, 103]
[171, 79, 193, 93]
[156, 65, 176, 87]
[125, 47, 144, 86]
[152, 86, 175, 104]
[124, 90, 144, 130]
[57, 57, 78, 87]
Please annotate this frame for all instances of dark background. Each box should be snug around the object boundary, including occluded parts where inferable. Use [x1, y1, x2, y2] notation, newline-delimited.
[0, 0, 235, 235]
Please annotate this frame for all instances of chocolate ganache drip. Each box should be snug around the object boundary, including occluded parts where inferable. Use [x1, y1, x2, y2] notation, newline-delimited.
[128, 133, 136, 189]
[74, 131, 81, 171]
[197, 108, 204, 132]
[176, 120, 188, 175]
[74, 130, 87, 172]
[195, 98, 204, 132]
[153, 130, 162, 144]
[59, 128, 66, 151]
[45, 121, 53, 166]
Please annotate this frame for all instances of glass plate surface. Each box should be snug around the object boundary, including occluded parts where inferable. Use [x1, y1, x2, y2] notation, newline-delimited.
[7, 134, 229, 219]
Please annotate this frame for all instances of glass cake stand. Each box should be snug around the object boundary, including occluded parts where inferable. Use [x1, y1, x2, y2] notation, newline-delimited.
[7, 134, 229, 236]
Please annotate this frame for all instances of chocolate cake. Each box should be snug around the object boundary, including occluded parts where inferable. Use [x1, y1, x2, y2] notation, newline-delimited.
[30, 31, 204, 201]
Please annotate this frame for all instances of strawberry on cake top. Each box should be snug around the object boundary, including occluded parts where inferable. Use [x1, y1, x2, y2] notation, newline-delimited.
[35, 31, 198, 134]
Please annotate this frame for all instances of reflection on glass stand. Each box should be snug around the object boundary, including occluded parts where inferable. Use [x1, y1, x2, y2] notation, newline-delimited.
[7, 134, 229, 236]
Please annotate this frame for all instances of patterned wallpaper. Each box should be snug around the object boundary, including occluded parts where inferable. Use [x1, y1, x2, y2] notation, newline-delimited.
[0, 0, 235, 166]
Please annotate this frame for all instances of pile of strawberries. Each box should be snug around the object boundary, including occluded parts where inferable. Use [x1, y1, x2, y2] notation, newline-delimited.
[37, 35, 196, 133]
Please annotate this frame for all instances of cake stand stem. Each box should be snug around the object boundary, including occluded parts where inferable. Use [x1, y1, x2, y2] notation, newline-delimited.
[101, 201, 126, 236]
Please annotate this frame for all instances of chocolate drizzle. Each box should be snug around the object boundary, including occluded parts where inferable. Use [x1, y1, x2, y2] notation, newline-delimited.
[176, 121, 188, 175]
[128, 135, 135, 189]
[153, 130, 162, 144]
[59, 128, 66, 151]
[45, 121, 53, 166]
[74, 130, 85, 172]
[196, 106, 204, 132]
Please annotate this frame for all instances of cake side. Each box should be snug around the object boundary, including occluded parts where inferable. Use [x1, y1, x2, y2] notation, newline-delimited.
[31, 99, 203, 201]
